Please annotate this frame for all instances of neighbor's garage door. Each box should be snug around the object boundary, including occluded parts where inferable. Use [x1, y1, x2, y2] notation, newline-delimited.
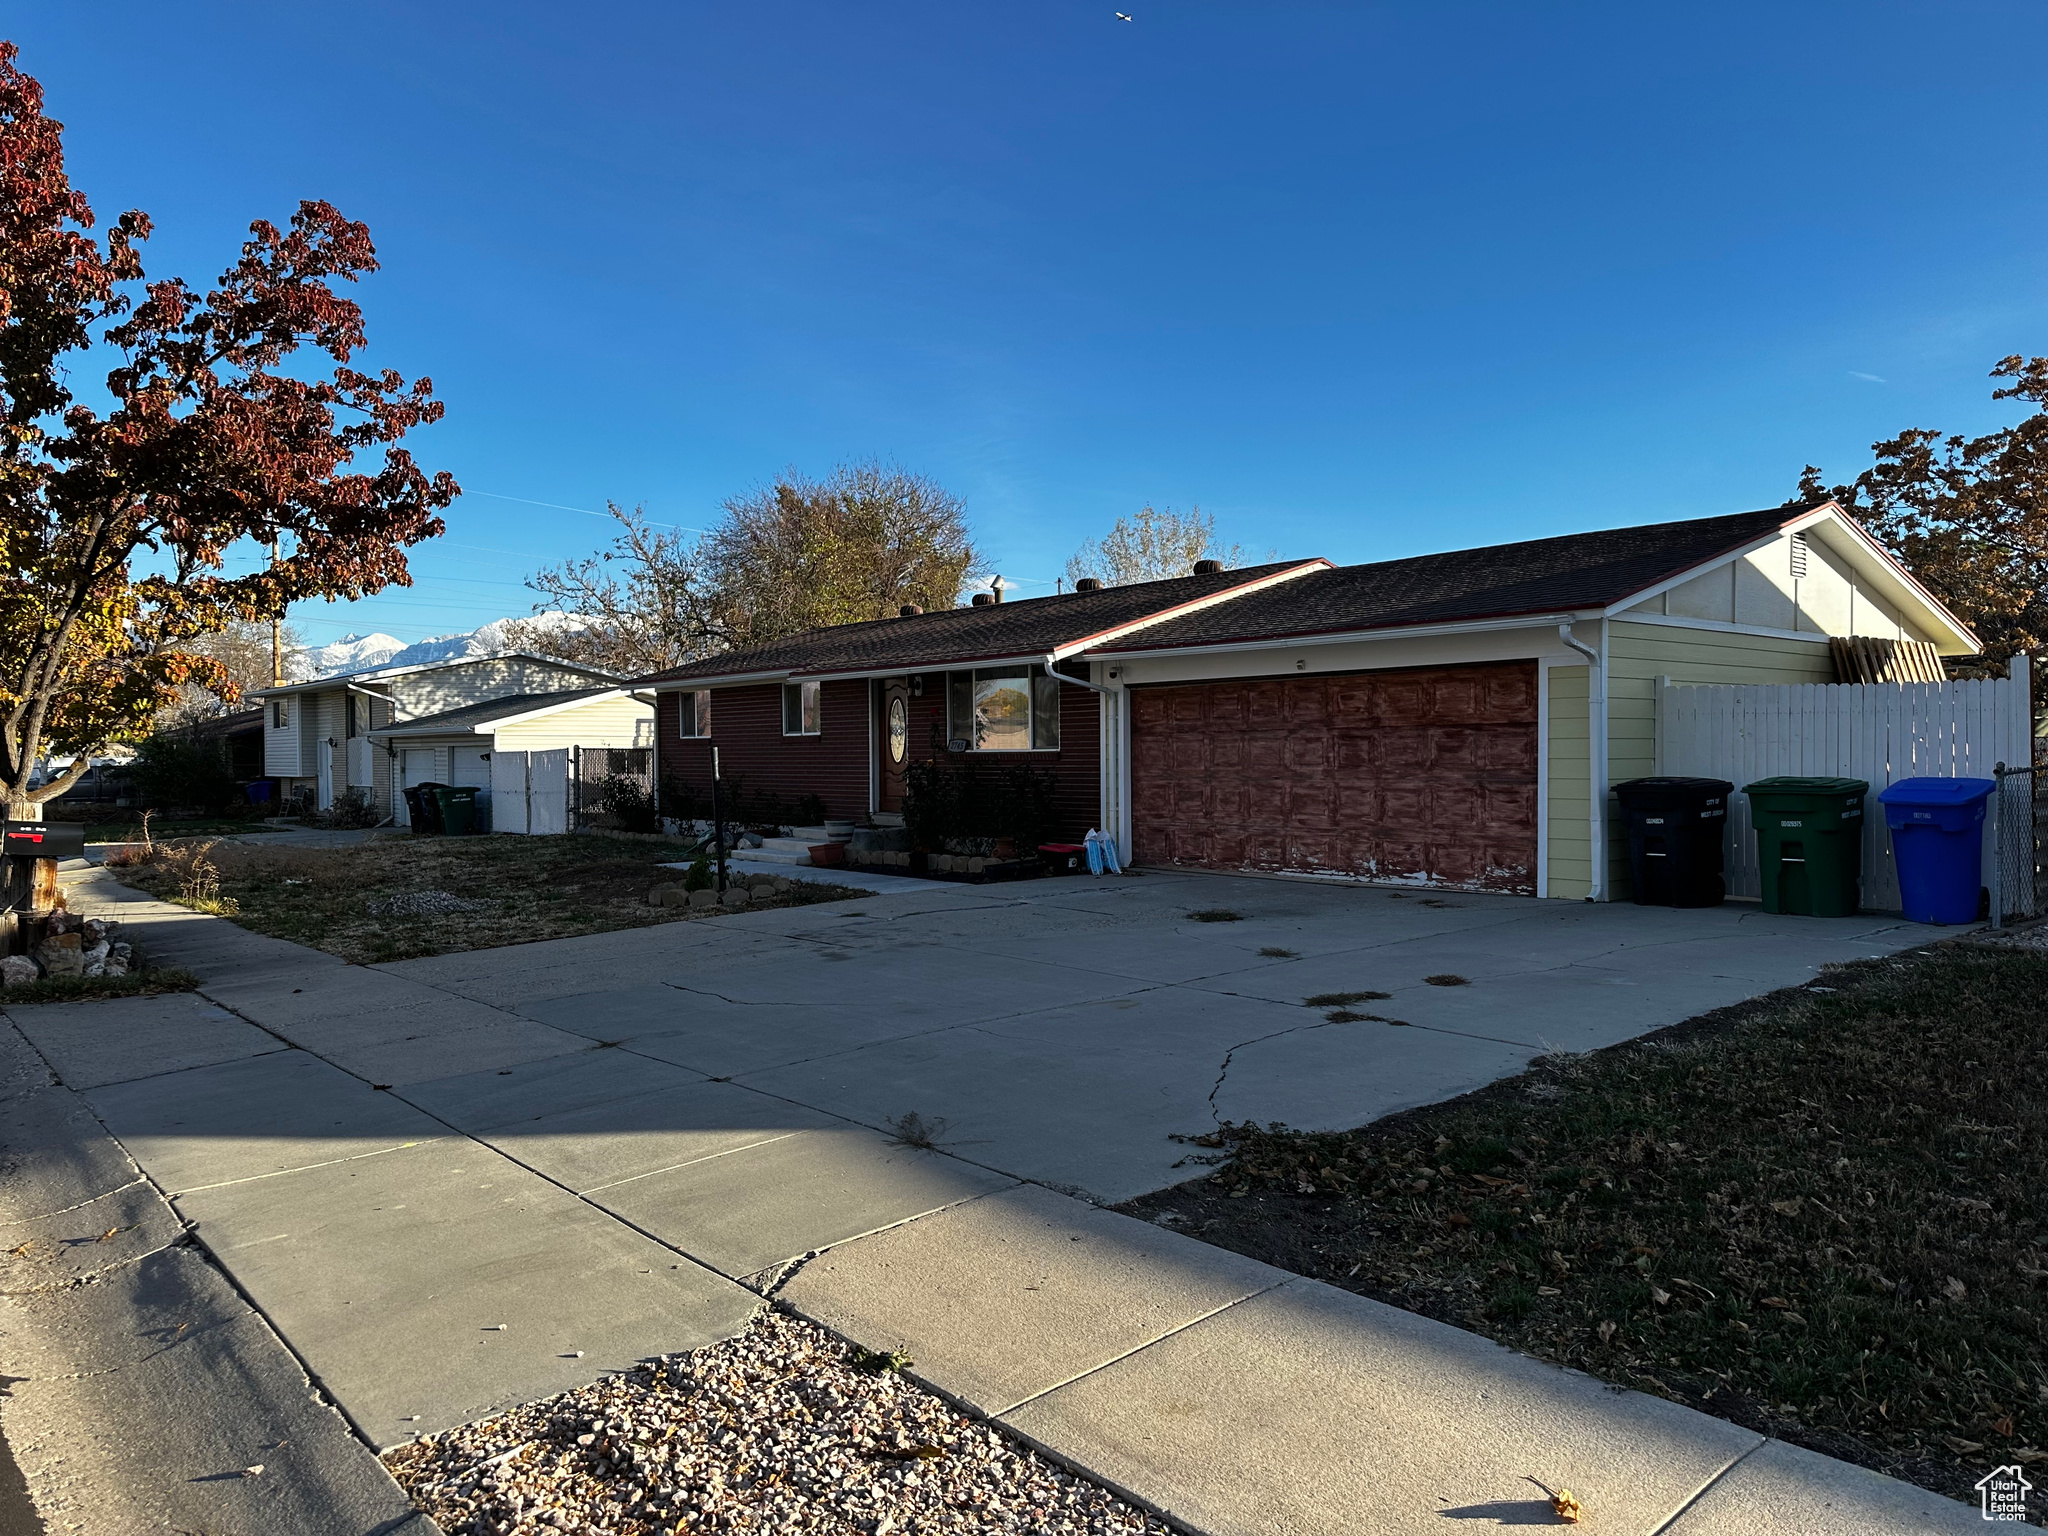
[1129, 662, 1539, 894]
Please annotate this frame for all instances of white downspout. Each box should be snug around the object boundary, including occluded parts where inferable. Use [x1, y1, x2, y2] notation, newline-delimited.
[1044, 655, 1123, 857]
[1557, 622, 1607, 901]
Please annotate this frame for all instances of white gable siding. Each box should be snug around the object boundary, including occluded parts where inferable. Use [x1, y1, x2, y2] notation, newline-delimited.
[492, 697, 653, 753]
[1623, 528, 1932, 642]
[382, 657, 612, 718]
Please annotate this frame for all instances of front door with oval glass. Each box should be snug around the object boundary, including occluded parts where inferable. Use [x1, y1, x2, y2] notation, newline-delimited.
[877, 677, 912, 813]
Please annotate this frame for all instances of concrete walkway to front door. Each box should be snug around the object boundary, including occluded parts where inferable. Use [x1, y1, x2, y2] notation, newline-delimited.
[6, 865, 1982, 1534]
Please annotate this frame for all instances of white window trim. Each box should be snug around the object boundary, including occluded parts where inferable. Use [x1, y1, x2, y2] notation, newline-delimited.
[679, 687, 712, 739]
[782, 680, 822, 737]
[945, 665, 1063, 753]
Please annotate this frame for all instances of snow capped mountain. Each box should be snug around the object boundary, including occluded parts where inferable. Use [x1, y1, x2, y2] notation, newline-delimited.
[296, 632, 406, 679]
[299, 613, 592, 679]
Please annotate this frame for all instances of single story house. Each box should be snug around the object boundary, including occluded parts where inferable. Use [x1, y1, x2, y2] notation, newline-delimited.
[365, 687, 654, 828]
[636, 501, 1977, 900]
[249, 651, 626, 821]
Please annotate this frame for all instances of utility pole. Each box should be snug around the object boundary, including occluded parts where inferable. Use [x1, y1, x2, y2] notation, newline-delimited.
[270, 538, 283, 685]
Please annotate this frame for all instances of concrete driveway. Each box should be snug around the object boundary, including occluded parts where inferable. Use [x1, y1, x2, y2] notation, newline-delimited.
[3, 866, 1977, 1535]
[379, 867, 1932, 1202]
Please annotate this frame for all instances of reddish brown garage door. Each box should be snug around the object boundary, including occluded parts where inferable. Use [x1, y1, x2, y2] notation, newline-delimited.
[1129, 661, 1539, 894]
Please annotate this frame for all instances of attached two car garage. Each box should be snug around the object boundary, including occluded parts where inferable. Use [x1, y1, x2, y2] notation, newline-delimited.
[1127, 661, 1541, 895]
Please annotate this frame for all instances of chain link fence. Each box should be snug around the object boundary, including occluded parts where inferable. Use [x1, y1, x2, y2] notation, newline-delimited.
[569, 746, 656, 833]
[1992, 763, 2045, 927]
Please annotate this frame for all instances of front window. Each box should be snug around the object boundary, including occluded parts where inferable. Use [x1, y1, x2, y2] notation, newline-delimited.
[782, 680, 821, 736]
[679, 688, 711, 738]
[945, 665, 1062, 751]
[271, 698, 291, 729]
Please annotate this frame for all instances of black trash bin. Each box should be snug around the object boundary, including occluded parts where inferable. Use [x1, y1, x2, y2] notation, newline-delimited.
[404, 782, 450, 834]
[1614, 777, 1734, 907]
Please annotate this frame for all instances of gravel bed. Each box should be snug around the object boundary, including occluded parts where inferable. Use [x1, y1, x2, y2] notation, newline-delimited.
[385, 1310, 1171, 1535]
[368, 889, 487, 916]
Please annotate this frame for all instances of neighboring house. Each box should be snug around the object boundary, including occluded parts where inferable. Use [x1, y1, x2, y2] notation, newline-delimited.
[365, 687, 654, 828]
[184, 707, 267, 784]
[249, 652, 625, 820]
[635, 501, 1977, 900]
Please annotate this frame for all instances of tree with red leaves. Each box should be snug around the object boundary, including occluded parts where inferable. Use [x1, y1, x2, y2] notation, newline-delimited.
[0, 41, 457, 818]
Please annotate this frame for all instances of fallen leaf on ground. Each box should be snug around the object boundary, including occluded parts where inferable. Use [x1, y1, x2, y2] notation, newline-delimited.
[1759, 1296, 1793, 1310]
[1551, 1488, 1583, 1522]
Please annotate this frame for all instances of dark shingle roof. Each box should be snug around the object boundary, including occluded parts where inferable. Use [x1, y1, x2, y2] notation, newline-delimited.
[634, 561, 1322, 684]
[1089, 506, 1810, 654]
[370, 687, 623, 737]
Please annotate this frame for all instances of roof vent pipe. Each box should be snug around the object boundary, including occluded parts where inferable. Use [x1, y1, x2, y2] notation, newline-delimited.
[899, 604, 923, 617]
[1074, 577, 1102, 592]
[971, 593, 994, 607]
[1193, 559, 1223, 575]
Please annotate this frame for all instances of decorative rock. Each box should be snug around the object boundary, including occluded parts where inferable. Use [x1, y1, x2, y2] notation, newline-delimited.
[103, 956, 128, 977]
[770, 877, 792, 893]
[81, 918, 108, 946]
[0, 955, 38, 988]
[81, 941, 111, 977]
[721, 887, 751, 909]
[687, 889, 719, 910]
[32, 931, 83, 978]
[968, 857, 986, 874]
[657, 887, 691, 910]
[646, 887, 666, 907]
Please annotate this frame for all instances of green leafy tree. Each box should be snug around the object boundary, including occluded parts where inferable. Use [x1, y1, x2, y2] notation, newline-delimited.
[517, 463, 980, 668]
[0, 43, 456, 818]
[707, 461, 980, 647]
[1065, 504, 1249, 587]
[1793, 355, 2048, 685]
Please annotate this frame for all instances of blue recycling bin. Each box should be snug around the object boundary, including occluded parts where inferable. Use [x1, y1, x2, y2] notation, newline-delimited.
[1876, 777, 1995, 925]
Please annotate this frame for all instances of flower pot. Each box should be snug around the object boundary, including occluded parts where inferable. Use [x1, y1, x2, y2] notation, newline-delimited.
[992, 838, 1017, 860]
[808, 842, 846, 867]
[822, 819, 856, 843]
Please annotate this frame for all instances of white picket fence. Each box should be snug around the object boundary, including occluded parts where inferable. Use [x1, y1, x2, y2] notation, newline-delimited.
[488, 749, 569, 836]
[1655, 655, 2033, 913]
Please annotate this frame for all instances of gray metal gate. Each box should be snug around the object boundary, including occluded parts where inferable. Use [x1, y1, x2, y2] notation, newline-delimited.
[1992, 763, 2046, 927]
[570, 746, 654, 832]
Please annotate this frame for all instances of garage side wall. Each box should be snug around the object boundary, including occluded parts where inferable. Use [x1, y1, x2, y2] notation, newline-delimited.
[1602, 620, 1836, 898]
[1546, 664, 1592, 900]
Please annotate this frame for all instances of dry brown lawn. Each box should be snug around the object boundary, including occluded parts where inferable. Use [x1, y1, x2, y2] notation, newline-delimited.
[113, 833, 862, 964]
[1123, 942, 2048, 1513]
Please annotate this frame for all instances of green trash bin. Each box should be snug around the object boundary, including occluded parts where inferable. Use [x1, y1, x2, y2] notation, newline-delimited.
[432, 784, 480, 836]
[1742, 776, 1868, 916]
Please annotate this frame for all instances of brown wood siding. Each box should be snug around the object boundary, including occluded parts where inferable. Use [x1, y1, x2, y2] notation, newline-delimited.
[1129, 661, 1539, 894]
[896, 675, 1100, 842]
[658, 680, 870, 820]
[659, 674, 1101, 839]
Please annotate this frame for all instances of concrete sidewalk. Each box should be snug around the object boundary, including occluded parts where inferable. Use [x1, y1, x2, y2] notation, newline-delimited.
[0, 1004, 433, 1536]
[9, 866, 1980, 1533]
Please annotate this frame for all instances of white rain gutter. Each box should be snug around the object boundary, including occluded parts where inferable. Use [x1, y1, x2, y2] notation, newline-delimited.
[1556, 621, 1607, 901]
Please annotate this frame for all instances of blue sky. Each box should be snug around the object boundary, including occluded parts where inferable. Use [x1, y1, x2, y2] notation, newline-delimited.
[16, 2, 2048, 645]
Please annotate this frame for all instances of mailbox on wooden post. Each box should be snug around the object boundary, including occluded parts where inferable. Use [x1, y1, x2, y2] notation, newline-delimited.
[1, 820, 86, 955]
